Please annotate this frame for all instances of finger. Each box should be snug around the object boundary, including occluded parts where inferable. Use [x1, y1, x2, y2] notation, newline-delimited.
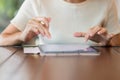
[98, 42, 106, 46]
[32, 26, 40, 35]
[74, 32, 86, 37]
[107, 33, 115, 39]
[89, 26, 102, 37]
[97, 28, 107, 35]
[32, 18, 45, 27]
[47, 17, 51, 22]
[39, 23, 51, 38]
[30, 20, 51, 38]
[35, 17, 51, 28]
[44, 28, 51, 38]
[85, 33, 91, 42]
[31, 24, 45, 36]
[30, 20, 46, 35]
[74, 32, 90, 42]
[90, 33, 109, 45]
[84, 26, 101, 42]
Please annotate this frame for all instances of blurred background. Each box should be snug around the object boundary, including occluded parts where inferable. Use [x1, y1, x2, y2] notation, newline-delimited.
[0, 0, 24, 32]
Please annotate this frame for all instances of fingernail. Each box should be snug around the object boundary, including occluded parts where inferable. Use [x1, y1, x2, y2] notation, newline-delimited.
[46, 34, 51, 39]
[47, 36, 51, 39]
[42, 32, 45, 36]
[48, 18, 51, 22]
[98, 32, 100, 34]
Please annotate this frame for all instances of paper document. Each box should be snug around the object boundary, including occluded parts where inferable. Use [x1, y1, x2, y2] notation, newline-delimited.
[24, 47, 40, 54]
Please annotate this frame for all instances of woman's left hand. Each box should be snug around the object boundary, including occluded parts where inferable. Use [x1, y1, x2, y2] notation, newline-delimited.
[74, 26, 114, 46]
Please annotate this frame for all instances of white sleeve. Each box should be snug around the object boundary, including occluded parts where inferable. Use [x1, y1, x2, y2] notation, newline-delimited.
[10, 0, 41, 31]
[103, 0, 120, 34]
[116, 0, 120, 20]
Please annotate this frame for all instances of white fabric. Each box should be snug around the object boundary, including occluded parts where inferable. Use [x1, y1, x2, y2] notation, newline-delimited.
[11, 0, 120, 45]
[116, 0, 120, 20]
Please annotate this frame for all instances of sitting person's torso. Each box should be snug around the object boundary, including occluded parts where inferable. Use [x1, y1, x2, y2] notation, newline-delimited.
[11, 0, 120, 45]
[36, 0, 110, 45]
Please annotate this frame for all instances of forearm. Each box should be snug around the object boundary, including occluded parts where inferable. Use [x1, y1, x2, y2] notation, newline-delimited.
[0, 32, 23, 46]
[108, 33, 120, 46]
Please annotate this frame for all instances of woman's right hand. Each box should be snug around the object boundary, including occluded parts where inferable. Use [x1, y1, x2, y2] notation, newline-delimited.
[20, 17, 51, 42]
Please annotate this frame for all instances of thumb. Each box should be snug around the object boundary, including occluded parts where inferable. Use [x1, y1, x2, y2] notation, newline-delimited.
[47, 17, 51, 22]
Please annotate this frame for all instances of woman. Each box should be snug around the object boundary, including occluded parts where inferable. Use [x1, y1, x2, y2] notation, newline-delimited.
[0, 0, 120, 46]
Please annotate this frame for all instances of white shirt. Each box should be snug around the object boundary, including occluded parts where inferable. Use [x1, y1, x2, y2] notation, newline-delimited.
[116, 0, 120, 20]
[11, 0, 120, 45]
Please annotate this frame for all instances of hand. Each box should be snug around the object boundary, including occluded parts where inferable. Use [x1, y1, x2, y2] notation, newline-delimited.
[20, 17, 51, 42]
[74, 26, 114, 46]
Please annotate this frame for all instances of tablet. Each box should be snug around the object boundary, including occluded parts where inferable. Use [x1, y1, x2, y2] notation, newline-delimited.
[39, 44, 100, 56]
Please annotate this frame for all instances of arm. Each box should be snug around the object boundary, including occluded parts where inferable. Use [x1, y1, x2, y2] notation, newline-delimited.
[0, 0, 51, 46]
[74, 0, 120, 46]
[108, 33, 120, 46]
[103, 0, 120, 46]
[0, 24, 22, 45]
[0, 0, 32, 46]
[0, 17, 51, 46]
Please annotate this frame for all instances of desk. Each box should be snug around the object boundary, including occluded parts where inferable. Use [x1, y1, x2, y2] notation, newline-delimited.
[0, 47, 120, 80]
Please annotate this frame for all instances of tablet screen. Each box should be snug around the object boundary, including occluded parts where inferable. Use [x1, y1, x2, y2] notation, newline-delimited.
[39, 44, 100, 56]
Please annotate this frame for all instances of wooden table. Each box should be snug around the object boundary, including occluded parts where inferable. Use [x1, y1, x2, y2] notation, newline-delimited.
[0, 46, 120, 80]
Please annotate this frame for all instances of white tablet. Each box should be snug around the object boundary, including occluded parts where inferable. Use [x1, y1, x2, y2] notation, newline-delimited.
[39, 44, 100, 56]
